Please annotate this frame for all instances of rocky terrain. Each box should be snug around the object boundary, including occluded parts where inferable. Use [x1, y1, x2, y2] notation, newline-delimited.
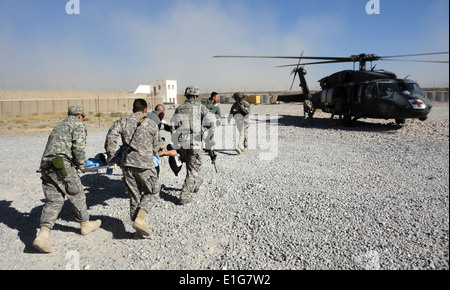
[0, 104, 448, 270]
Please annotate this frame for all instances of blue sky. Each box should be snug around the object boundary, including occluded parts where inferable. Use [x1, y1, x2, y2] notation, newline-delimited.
[0, 0, 448, 93]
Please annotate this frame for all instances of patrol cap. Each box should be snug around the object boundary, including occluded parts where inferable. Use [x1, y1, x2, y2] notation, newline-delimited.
[68, 105, 86, 118]
[184, 85, 200, 97]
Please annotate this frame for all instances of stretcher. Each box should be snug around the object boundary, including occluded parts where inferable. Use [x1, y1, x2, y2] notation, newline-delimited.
[36, 165, 118, 175]
[81, 165, 118, 175]
[81, 152, 118, 175]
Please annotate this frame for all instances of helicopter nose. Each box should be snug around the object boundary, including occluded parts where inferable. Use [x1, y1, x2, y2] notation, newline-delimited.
[409, 99, 427, 109]
[400, 98, 432, 119]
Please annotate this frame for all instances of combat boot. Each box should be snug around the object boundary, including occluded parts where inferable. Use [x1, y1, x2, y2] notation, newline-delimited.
[80, 220, 101, 236]
[33, 226, 53, 253]
[132, 209, 151, 237]
[179, 191, 193, 205]
[193, 177, 203, 193]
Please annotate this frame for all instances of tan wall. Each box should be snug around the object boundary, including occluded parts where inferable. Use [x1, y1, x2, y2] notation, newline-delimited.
[0, 89, 447, 117]
[0, 96, 165, 117]
[0, 90, 131, 100]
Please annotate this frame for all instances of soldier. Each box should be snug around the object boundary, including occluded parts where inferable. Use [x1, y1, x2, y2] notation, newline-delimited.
[33, 105, 101, 253]
[201, 92, 221, 149]
[201, 92, 221, 117]
[171, 86, 211, 205]
[147, 104, 172, 132]
[229, 92, 251, 154]
[105, 99, 160, 239]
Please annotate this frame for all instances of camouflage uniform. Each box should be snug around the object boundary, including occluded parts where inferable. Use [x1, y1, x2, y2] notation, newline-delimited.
[38, 106, 89, 229]
[201, 98, 221, 148]
[201, 98, 221, 116]
[171, 96, 210, 204]
[230, 95, 251, 150]
[105, 112, 160, 220]
[147, 110, 161, 127]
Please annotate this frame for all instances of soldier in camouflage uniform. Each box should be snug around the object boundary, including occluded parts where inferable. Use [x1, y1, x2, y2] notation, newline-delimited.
[171, 86, 211, 205]
[146, 104, 172, 132]
[229, 92, 251, 154]
[201, 92, 221, 148]
[33, 105, 101, 253]
[201, 92, 221, 117]
[105, 99, 160, 238]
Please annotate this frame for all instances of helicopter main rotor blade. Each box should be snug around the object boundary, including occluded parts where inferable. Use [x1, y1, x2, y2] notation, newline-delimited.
[214, 52, 449, 62]
[214, 55, 351, 61]
[381, 59, 449, 63]
[277, 59, 354, 68]
[379, 52, 449, 59]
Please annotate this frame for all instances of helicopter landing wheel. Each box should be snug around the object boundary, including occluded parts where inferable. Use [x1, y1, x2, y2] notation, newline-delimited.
[303, 109, 315, 125]
[342, 115, 354, 127]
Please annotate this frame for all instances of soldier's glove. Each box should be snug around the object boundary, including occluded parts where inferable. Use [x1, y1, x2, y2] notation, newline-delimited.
[106, 156, 116, 165]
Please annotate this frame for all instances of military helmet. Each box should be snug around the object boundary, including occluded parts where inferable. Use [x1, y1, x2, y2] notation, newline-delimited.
[184, 85, 200, 97]
[233, 92, 245, 101]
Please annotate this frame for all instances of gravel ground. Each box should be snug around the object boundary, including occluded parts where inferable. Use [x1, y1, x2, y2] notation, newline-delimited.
[0, 104, 448, 270]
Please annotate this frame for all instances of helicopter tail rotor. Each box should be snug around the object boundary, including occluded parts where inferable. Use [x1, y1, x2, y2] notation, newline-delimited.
[290, 51, 304, 91]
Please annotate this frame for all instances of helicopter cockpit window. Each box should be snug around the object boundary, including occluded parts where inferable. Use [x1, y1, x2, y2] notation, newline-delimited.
[357, 84, 366, 103]
[366, 84, 377, 99]
[378, 82, 400, 98]
[399, 82, 424, 97]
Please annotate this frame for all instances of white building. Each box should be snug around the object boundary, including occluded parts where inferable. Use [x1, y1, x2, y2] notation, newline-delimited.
[134, 85, 151, 95]
[134, 80, 178, 104]
[149, 80, 178, 104]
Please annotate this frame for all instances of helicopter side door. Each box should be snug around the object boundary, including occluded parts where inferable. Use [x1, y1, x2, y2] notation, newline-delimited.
[350, 83, 367, 118]
[364, 82, 381, 118]
[377, 81, 398, 118]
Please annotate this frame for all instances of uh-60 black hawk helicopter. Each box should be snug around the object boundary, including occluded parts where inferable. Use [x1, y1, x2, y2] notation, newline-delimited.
[214, 52, 449, 126]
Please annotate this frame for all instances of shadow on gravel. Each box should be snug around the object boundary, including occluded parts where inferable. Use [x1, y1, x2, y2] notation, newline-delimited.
[159, 185, 180, 205]
[81, 173, 127, 204]
[0, 200, 42, 253]
[81, 174, 134, 239]
[0, 198, 98, 253]
[0, 173, 151, 253]
[215, 149, 240, 156]
[277, 114, 403, 132]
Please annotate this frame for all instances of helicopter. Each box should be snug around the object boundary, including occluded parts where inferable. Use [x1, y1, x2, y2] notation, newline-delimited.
[214, 52, 449, 126]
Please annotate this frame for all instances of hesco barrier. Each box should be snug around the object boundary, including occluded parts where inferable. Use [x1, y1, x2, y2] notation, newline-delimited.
[0, 96, 164, 117]
[0, 90, 447, 118]
[425, 91, 449, 103]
